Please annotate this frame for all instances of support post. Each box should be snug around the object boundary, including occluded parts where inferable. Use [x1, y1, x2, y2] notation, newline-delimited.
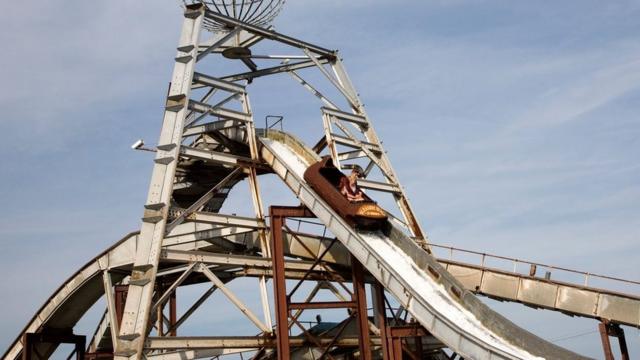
[389, 330, 402, 360]
[269, 207, 291, 360]
[156, 284, 164, 337]
[385, 325, 429, 360]
[599, 320, 630, 360]
[618, 327, 630, 360]
[116, 5, 205, 358]
[270, 206, 372, 360]
[352, 255, 371, 360]
[374, 282, 390, 360]
[599, 321, 614, 360]
[269, 206, 314, 360]
[169, 291, 177, 337]
[115, 285, 128, 328]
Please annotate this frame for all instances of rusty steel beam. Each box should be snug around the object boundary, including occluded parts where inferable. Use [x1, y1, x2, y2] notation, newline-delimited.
[374, 282, 391, 360]
[618, 328, 631, 360]
[599, 321, 615, 360]
[599, 320, 630, 360]
[381, 324, 433, 360]
[169, 291, 177, 337]
[269, 206, 303, 360]
[388, 330, 402, 360]
[352, 255, 372, 360]
[387, 326, 429, 338]
[115, 285, 128, 328]
[269, 205, 377, 360]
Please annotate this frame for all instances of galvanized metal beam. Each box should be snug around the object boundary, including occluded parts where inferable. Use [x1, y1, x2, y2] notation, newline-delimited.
[187, 100, 252, 122]
[183, 119, 240, 137]
[179, 146, 254, 166]
[202, 10, 336, 58]
[192, 72, 246, 93]
[101, 272, 119, 351]
[221, 58, 331, 82]
[186, 212, 265, 229]
[166, 168, 243, 233]
[196, 28, 241, 62]
[116, 6, 206, 359]
[197, 264, 270, 333]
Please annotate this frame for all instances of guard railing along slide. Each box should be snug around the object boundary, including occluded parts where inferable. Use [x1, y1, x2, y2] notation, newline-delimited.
[259, 131, 590, 360]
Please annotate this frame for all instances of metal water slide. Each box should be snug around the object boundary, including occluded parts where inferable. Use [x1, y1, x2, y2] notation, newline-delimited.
[3, 132, 635, 359]
[259, 131, 591, 360]
[5, 4, 638, 360]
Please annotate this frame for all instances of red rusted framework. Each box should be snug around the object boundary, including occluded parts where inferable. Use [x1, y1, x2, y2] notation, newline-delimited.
[269, 206, 372, 360]
[114, 285, 177, 338]
[373, 283, 440, 360]
[599, 320, 630, 360]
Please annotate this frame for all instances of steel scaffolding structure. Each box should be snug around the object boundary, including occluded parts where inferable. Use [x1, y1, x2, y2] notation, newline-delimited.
[3, 3, 637, 360]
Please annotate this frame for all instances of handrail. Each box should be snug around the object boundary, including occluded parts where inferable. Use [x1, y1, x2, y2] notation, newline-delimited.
[265, 115, 283, 136]
[429, 243, 640, 289]
[269, 216, 640, 290]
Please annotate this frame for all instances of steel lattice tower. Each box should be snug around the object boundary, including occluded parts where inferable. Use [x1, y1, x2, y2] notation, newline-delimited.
[3, 3, 637, 360]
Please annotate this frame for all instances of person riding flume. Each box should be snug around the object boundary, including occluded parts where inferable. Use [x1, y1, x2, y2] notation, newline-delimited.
[303, 157, 388, 231]
[339, 167, 365, 202]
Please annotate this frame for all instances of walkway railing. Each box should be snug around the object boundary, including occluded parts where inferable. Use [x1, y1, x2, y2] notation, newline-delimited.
[429, 243, 640, 297]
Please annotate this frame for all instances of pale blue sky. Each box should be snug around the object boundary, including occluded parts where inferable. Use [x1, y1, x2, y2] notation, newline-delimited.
[1, 1, 639, 358]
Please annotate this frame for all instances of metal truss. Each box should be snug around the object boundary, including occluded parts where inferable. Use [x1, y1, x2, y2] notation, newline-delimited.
[110, 6, 434, 359]
[269, 206, 372, 360]
[5, 5, 638, 360]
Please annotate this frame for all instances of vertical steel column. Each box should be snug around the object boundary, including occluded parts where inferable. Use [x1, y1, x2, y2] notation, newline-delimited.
[414, 332, 423, 360]
[156, 284, 164, 337]
[242, 90, 274, 333]
[116, 4, 204, 359]
[271, 206, 367, 360]
[269, 206, 319, 360]
[373, 282, 390, 360]
[269, 206, 316, 360]
[75, 336, 85, 360]
[599, 320, 630, 360]
[389, 330, 402, 360]
[618, 327, 630, 360]
[269, 207, 291, 360]
[351, 255, 371, 360]
[21, 334, 31, 360]
[385, 325, 429, 360]
[169, 291, 177, 337]
[115, 285, 128, 328]
[599, 321, 615, 360]
[321, 112, 341, 169]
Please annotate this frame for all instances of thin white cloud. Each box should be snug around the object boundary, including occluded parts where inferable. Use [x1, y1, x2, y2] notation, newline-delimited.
[506, 57, 640, 132]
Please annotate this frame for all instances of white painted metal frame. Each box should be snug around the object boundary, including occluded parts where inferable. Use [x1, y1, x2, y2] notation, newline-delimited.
[115, 6, 206, 358]
[116, 5, 281, 359]
[8, 6, 635, 360]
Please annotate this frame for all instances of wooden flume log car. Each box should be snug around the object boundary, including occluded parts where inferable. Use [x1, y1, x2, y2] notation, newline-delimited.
[303, 156, 389, 232]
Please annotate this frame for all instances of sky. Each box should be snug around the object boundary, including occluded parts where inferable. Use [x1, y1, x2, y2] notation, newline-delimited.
[1, 0, 639, 358]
